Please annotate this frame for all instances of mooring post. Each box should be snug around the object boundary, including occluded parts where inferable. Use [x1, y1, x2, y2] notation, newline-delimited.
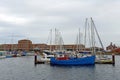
[112, 54, 115, 65]
[34, 54, 37, 64]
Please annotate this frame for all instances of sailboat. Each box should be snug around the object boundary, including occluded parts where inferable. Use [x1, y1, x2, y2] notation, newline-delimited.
[50, 18, 96, 66]
[38, 29, 55, 62]
[90, 18, 113, 64]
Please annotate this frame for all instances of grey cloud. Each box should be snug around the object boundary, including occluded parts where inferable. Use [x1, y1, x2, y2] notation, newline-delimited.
[0, 0, 120, 47]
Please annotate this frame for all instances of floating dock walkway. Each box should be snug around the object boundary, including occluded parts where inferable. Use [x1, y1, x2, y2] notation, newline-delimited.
[95, 54, 115, 65]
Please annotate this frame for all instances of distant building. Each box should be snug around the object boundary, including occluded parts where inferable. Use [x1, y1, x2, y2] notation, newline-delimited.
[106, 42, 117, 51]
[32, 44, 47, 51]
[112, 48, 120, 53]
[0, 39, 87, 51]
[0, 44, 17, 51]
[63, 44, 85, 51]
[0, 44, 11, 51]
[18, 39, 32, 51]
[46, 44, 85, 51]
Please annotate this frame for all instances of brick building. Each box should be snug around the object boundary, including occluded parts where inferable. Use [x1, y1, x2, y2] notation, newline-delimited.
[18, 39, 32, 51]
[0, 39, 85, 51]
[32, 44, 47, 50]
[0, 44, 17, 51]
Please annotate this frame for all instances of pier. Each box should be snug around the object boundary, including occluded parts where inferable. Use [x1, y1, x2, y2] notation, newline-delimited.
[95, 54, 115, 65]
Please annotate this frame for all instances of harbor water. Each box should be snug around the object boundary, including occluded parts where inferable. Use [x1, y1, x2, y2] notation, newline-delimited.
[0, 56, 120, 80]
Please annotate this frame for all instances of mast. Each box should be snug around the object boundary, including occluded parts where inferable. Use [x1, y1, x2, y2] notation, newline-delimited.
[55, 28, 57, 51]
[76, 34, 78, 51]
[84, 18, 88, 49]
[91, 18, 104, 50]
[50, 29, 52, 52]
[54, 28, 64, 52]
[78, 28, 81, 51]
[58, 30, 64, 52]
[76, 28, 81, 51]
[91, 17, 96, 55]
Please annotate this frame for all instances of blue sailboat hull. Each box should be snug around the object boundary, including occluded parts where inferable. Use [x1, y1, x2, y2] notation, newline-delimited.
[50, 55, 96, 66]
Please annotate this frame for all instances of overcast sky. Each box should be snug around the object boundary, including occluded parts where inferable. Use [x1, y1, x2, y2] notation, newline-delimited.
[0, 0, 120, 48]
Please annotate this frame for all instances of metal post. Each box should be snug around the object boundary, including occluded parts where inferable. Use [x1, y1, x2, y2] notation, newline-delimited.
[34, 54, 37, 64]
[112, 54, 115, 65]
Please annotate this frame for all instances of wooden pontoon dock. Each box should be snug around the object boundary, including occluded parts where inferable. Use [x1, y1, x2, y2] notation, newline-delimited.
[95, 54, 115, 65]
